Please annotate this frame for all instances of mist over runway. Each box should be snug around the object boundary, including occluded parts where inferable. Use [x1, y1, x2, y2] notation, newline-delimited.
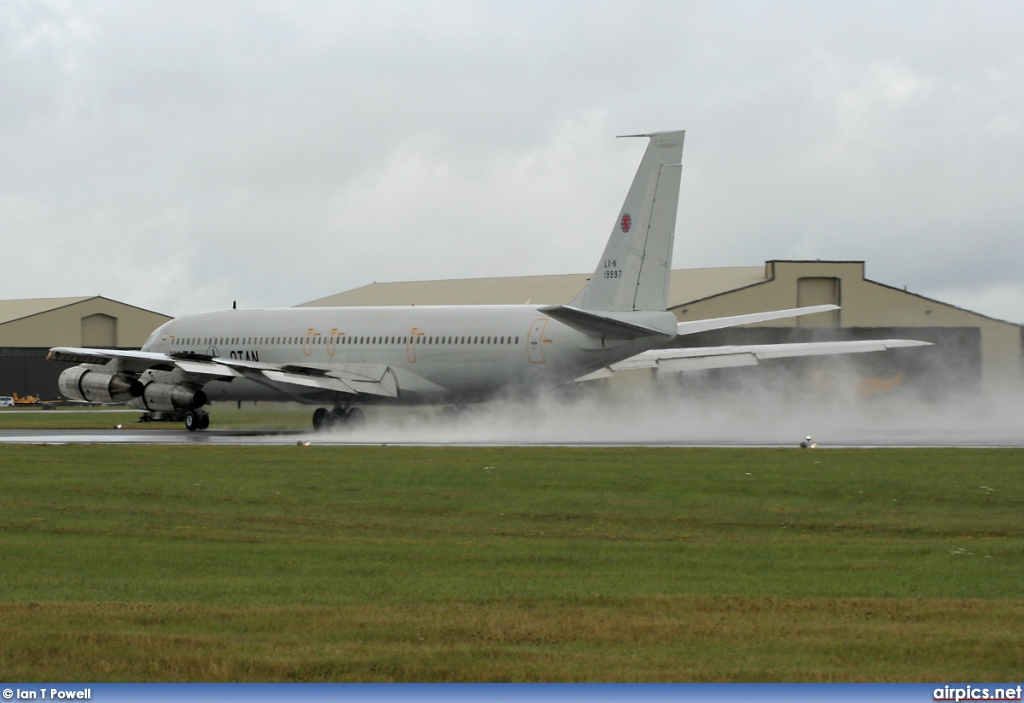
[2, 389, 1022, 447]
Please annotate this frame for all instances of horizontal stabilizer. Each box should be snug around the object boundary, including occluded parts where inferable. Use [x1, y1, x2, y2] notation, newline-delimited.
[676, 305, 840, 336]
[538, 305, 677, 340]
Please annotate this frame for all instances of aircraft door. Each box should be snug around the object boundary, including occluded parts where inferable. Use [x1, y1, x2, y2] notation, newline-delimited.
[406, 328, 423, 363]
[528, 318, 548, 363]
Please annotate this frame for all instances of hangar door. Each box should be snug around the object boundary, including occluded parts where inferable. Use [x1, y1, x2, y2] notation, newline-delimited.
[797, 277, 840, 327]
[81, 313, 117, 347]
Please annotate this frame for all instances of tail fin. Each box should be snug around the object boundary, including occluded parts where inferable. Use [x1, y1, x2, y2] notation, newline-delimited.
[570, 130, 684, 312]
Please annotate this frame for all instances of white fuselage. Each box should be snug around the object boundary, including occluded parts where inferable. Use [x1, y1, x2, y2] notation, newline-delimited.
[142, 306, 673, 405]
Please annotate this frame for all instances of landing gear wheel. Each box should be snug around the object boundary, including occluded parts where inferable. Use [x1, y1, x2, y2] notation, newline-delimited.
[440, 405, 461, 422]
[312, 407, 329, 431]
[326, 408, 347, 429]
[185, 409, 208, 432]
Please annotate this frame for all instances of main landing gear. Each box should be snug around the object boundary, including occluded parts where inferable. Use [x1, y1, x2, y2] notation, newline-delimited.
[184, 408, 210, 431]
[439, 405, 464, 422]
[312, 406, 365, 432]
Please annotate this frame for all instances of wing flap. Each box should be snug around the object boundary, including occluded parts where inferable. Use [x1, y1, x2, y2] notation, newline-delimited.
[262, 370, 358, 394]
[175, 360, 243, 378]
[261, 364, 399, 398]
[335, 368, 399, 397]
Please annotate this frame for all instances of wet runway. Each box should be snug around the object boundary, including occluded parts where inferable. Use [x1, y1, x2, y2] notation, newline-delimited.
[4, 394, 1024, 448]
[2, 427, 1023, 447]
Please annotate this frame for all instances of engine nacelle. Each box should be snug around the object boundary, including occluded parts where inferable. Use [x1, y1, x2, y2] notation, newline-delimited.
[59, 366, 137, 404]
[129, 383, 208, 413]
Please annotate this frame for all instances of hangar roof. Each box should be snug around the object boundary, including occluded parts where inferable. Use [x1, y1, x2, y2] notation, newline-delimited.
[0, 296, 167, 326]
[0, 296, 171, 349]
[299, 266, 768, 308]
[0, 296, 97, 325]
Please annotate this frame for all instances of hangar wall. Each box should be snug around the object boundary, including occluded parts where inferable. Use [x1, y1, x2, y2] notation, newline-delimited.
[0, 297, 171, 399]
[671, 261, 1022, 395]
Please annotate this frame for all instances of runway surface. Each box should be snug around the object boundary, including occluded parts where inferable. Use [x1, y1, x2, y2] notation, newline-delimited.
[3, 427, 1024, 447]
[5, 394, 1024, 447]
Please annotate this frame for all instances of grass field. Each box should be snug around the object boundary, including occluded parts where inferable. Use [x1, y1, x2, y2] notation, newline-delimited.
[0, 444, 1021, 681]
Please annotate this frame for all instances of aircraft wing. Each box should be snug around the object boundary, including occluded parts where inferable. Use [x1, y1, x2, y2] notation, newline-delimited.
[47, 347, 399, 398]
[257, 363, 399, 398]
[575, 339, 933, 381]
[47, 347, 179, 372]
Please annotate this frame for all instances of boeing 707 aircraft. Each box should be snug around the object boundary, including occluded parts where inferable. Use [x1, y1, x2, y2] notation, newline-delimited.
[49, 131, 929, 431]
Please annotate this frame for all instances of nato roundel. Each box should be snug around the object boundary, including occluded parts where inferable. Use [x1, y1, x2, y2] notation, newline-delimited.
[620, 213, 632, 233]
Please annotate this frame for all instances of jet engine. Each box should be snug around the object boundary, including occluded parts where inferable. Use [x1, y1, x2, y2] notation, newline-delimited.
[129, 382, 208, 413]
[58, 366, 138, 404]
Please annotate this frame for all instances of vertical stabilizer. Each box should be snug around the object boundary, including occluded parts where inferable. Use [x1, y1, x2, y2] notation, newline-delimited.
[570, 130, 684, 312]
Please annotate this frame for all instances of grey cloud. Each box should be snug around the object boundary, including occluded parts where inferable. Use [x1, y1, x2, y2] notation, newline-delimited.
[1, 1, 1022, 322]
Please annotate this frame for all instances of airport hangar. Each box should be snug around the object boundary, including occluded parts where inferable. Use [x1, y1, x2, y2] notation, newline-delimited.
[301, 260, 1024, 400]
[1, 261, 1021, 402]
[0, 297, 171, 400]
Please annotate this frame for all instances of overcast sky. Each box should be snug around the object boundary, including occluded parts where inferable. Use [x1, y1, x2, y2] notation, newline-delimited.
[3, 0, 1023, 322]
